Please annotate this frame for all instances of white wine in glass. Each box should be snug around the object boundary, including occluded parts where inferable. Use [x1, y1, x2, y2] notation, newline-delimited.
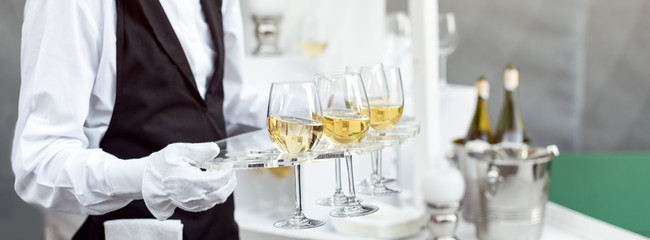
[314, 73, 353, 207]
[322, 110, 370, 144]
[300, 16, 327, 58]
[267, 81, 325, 229]
[300, 42, 327, 58]
[317, 73, 378, 218]
[267, 116, 323, 153]
[350, 64, 405, 196]
[363, 105, 404, 130]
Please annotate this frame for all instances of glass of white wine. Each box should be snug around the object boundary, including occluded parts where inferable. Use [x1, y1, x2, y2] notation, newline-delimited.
[314, 73, 350, 207]
[348, 64, 404, 196]
[317, 73, 378, 217]
[439, 12, 458, 88]
[300, 16, 328, 58]
[267, 81, 325, 229]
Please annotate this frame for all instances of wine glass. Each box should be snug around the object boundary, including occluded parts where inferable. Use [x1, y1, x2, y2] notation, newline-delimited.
[439, 12, 458, 87]
[300, 16, 328, 58]
[314, 72, 350, 207]
[349, 64, 404, 196]
[267, 81, 325, 229]
[317, 73, 378, 217]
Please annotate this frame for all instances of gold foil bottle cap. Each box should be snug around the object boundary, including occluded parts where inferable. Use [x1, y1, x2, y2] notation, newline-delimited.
[476, 76, 490, 99]
[504, 64, 519, 91]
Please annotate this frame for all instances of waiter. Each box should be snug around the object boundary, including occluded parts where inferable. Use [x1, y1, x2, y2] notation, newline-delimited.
[13, 0, 265, 239]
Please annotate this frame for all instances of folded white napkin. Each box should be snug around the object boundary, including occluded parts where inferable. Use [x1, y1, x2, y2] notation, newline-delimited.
[330, 202, 427, 239]
[104, 219, 183, 240]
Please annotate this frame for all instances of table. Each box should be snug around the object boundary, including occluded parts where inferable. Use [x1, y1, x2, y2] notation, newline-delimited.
[236, 202, 647, 239]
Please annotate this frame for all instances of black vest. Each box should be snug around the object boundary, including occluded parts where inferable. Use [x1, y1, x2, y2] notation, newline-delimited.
[73, 0, 238, 239]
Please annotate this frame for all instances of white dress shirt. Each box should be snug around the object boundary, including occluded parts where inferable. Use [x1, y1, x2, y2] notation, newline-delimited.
[14, 0, 266, 216]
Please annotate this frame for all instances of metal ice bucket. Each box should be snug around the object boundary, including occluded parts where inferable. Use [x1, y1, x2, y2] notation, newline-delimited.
[465, 144, 559, 240]
[451, 139, 481, 223]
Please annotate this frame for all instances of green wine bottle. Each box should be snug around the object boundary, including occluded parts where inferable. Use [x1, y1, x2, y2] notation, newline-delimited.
[494, 64, 529, 144]
[465, 76, 492, 143]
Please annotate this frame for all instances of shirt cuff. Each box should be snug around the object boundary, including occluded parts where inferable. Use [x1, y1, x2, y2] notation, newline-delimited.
[105, 156, 147, 199]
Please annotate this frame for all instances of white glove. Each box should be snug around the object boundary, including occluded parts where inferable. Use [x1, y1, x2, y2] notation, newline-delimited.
[141, 142, 236, 220]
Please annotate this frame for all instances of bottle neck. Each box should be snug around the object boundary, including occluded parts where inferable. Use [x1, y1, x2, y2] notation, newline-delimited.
[477, 95, 490, 116]
[504, 89, 523, 116]
[504, 88, 517, 101]
[477, 97, 491, 130]
[495, 88, 527, 143]
[466, 96, 491, 142]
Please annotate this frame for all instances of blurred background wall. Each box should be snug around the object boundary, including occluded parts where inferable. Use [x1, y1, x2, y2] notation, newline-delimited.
[0, 0, 44, 239]
[1, 0, 649, 238]
[436, 0, 650, 151]
[438, 0, 588, 151]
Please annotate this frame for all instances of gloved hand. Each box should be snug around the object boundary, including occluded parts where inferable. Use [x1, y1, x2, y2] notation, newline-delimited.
[141, 142, 236, 220]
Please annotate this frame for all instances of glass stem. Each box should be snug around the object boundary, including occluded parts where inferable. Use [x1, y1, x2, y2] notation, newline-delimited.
[377, 151, 383, 181]
[370, 151, 380, 182]
[335, 158, 343, 193]
[293, 165, 305, 218]
[345, 155, 359, 203]
[439, 55, 448, 87]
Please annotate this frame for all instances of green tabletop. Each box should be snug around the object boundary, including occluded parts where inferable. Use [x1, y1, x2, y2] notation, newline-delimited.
[548, 152, 650, 237]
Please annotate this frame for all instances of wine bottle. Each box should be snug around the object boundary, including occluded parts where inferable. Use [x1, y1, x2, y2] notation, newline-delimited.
[494, 64, 529, 144]
[465, 76, 492, 142]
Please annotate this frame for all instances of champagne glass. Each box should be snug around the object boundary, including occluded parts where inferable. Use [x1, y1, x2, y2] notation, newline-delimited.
[349, 64, 405, 196]
[267, 81, 325, 229]
[300, 16, 328, 58]
[315, 72, 350, 207]
[439, 12, 458, 87]
[317, 73, 378, 217]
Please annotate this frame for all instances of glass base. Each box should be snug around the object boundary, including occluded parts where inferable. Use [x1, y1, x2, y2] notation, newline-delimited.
[330, 202, 378, 218]
[356, 177, 401, 196]
[274, 215, 325, 229]
[359, 175, 396, 185]
[380, 177, 396, 184]
[316, 192, 349, 207]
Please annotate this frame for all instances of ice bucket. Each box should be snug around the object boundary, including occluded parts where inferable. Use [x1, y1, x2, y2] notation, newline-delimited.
[465, 144, 559, 240]
[451, 139, 481, 223]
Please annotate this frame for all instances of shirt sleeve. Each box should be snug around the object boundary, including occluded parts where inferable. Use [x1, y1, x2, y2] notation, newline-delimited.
[13, 0, 146, 215]
[221, 0, 268, 136]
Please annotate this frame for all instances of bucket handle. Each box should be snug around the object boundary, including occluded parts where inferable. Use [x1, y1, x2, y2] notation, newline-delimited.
[485, 165, 503, 198]
[547, 145, 560, 157]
